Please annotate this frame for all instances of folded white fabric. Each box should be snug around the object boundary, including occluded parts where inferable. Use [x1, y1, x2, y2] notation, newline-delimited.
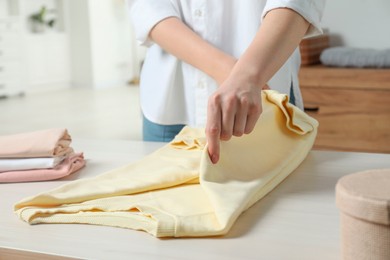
[0, 156, 66, 173]
[15, 90, 318, 238]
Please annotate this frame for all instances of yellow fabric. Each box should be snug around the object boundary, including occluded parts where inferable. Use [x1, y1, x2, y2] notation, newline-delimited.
[14, 90, 318, 237]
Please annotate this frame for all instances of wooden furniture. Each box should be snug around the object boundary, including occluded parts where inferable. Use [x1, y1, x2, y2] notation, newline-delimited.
[299, 34, 329, 65]
[299, 65, 390, 153]
[1, 138, 390, 259]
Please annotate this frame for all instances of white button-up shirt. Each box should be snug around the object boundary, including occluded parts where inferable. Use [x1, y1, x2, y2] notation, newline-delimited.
[129, 0, 326, 127]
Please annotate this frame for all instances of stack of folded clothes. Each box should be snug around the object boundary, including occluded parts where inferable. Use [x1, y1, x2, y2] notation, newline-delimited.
[0, 129, 86, 183]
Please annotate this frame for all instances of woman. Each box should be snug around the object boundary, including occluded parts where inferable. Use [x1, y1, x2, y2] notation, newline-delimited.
[128, 0, 326, 163]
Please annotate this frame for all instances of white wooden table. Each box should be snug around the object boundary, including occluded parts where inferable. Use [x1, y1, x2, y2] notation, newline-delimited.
[1, 139, 389, 260]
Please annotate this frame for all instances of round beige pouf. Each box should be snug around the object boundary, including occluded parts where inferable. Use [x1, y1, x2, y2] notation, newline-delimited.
[336, 169, 390, 260]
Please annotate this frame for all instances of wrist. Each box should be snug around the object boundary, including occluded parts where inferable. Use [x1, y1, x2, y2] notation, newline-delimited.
[212, 55, 237, 85]
[230, 61, 265, 88]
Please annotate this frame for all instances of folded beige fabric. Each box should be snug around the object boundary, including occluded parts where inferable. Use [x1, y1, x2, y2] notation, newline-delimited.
[0, 128, 72, 158]
[14, 90, 318, 237]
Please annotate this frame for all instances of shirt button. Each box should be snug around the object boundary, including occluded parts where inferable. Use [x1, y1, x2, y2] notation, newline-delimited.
[194, 9, 203, 17]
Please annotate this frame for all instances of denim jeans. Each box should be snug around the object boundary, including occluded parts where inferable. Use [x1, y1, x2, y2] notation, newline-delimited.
[142, 115, 185, 142]
[289, 84, 296, 106]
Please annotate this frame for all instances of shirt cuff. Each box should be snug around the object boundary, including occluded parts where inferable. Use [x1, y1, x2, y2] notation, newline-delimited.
[129, 0, 180, 47]
[262, 0, 326, 38]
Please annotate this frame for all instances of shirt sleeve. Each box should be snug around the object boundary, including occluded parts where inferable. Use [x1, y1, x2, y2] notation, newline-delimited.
[128, 0, 181, 47]
[262, 0, 327, 38]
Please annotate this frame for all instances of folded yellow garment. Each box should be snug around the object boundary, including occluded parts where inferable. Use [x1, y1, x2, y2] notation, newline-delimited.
[14, 90, 318, 237]
[0, 128, 72, 158]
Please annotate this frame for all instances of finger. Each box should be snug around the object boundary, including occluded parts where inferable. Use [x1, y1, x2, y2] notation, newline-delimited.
[221, 96, 236, 141]
[233, 97, 248, 137]
[206, 96, 222, 164]
[262, 84, 270, 90]
[244, 101, 262, 134]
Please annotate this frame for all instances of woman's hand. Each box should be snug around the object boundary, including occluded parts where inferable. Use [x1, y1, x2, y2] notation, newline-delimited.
[205, 8, 310, 164]
[149, 11, 310, 165]
[206, 74, 269, 164]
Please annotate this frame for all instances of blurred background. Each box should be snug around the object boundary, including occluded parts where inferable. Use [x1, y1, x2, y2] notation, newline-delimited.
[0, 0, 389, 148]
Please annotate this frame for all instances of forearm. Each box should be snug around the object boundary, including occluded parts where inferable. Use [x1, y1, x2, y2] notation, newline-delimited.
[205, 8, 311, 163]
[230, 8, 310, 87]
[149, 17, 235, 85]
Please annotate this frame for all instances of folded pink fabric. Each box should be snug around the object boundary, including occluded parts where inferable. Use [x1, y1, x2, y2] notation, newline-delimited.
[0, 153, 85, 183]
[0, 129, 73, 158]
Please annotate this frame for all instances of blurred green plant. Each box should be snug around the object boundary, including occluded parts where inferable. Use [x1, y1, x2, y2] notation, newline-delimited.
[29, 6, 56, 31]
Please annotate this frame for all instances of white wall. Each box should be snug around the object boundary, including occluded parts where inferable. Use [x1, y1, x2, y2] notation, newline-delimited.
[0, 1, 7, 16]
[68, 0, 93, 88]
[88, 0, 134, 89]
[69, 0, 135, 89]
[321, 0, 390, 49]
[20, 0, 72, 91]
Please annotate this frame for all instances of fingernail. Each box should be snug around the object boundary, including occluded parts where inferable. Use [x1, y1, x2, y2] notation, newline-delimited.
[212, 154, 219, 164]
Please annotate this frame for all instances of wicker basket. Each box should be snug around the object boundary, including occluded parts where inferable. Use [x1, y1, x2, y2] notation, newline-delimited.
[336, 169, 390, 260]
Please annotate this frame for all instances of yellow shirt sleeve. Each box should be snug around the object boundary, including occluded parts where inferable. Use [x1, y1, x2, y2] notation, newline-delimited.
[14, 90, 318, 237]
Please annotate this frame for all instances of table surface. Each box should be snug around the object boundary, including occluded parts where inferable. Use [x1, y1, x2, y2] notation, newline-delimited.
[1, 139, 389, 260]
